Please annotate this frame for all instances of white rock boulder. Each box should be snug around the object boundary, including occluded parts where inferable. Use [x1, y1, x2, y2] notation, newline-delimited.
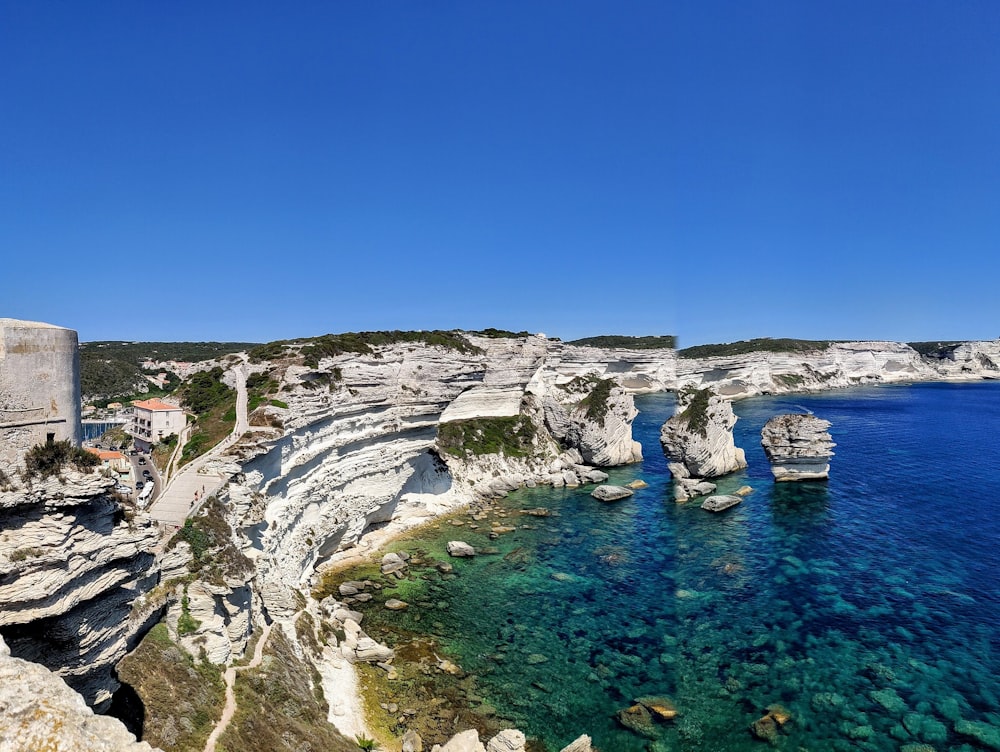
[761, 414, 835, 481]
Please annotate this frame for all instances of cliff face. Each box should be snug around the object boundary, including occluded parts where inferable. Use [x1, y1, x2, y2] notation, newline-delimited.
[0, 471, 160, 710]
[675, 340, 1000, 398]
[230, 335, 648, 618]
[0, 634, 159, 752]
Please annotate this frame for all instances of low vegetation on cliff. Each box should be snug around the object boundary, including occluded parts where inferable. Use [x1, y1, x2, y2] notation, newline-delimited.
[219, 628, 357, 752]
[675, 387, 711, 437]
[907, 341, 965, 358]
[178, 367, 236, 465]
[80, 341, 254, 404]
[23, 440, 100, 479]
[168, 496, 252, 585]
[249, 330, 484, 367]
[115, 623, 225, 752]
[568, 334, 677, 349]
[437, 415, 537, 458]
[678, 338, 833, 359]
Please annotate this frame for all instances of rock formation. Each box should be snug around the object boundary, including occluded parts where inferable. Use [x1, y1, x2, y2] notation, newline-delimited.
[660, 387, 746, 502]
[0, 634, 159, 752]
[0, 470, 159, 709]
[541, 377, 643, 466]
[760, 414, 835, 481]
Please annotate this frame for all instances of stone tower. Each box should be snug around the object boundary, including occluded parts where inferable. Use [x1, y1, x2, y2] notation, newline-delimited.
[0, 318, 82, 468]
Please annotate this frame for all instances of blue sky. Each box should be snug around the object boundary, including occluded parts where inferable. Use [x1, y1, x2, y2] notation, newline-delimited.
[2, 2, 998, 345]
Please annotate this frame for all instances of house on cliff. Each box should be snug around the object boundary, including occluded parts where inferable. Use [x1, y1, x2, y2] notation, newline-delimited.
[128, 397, 185, 452]
[0, 318, 82, 468]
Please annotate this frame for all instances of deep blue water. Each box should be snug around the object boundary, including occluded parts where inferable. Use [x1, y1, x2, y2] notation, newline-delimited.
[363, 383, 1000, 751]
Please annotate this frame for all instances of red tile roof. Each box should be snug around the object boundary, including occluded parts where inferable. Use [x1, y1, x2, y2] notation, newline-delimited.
[85, 448, 126, 461]
[131, 398, 182, 412]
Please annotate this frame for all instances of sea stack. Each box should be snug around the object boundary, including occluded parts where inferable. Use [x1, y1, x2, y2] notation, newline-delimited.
[660, 387, 747, 500]
[760, 414, 835, 481]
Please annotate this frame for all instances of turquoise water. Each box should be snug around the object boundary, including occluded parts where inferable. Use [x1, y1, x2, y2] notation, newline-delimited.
[364, 383, 1000, 751]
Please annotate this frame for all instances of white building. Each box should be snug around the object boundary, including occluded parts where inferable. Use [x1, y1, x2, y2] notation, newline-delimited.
[128, 398, 185, 452]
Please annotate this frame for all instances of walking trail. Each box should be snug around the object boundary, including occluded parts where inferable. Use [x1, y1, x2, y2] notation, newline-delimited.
[203, 620, 273, 752]
[149, 359, 249, 531]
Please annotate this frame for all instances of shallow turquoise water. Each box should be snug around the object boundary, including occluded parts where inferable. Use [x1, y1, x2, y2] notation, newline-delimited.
[372, 383, 1000, 751]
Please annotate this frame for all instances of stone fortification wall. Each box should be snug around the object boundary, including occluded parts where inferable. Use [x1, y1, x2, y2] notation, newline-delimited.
[0, 318, 82, 467]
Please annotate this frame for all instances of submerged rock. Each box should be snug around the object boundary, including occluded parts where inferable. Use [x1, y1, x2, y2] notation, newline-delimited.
[616, 703, 659, 738]
[558, 736, 593, 752]
[591, 485, 634, 502]
[760, 413, 835, 481]
[447, 541, 476, 557]
[486, 729, 527, 752]
[675, 478, 717, 501]
[635, 695, 679, 721]
[701, 495, 742, 512]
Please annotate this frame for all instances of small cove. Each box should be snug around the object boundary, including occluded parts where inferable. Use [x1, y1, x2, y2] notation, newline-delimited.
[335, 383, 1000, 751]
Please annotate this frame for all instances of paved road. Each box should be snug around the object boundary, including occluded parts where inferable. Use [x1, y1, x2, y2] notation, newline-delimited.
[130, 453, 160, 508]
[148, 361, 248, 531]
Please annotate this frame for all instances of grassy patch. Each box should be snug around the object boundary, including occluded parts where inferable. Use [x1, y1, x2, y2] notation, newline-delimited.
[774, 373, 806, 387]
[577, 378, 614, 422]
[437, 415, 537, 459]
[116, 623, 225, 752]
[218, 628, 358, 752]
[168, 497, 252, 585]
[676, 387, 712, 437]
[678, 338, 833, 359]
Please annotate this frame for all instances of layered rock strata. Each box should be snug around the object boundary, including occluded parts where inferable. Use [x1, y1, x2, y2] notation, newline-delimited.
[760, 414, 836, 481]
[0, 471, 160, 709]
[229, 334, 646, 620]
[675, 340, 1000, 399]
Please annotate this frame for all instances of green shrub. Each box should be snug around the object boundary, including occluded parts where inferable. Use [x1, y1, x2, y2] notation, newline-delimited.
[677, 387, 712, 437]
[355, 735, 380, 751]
[24, 440, 100, 478]
[180, 367, 234, 415]
[568, 334, 677, 349]
[578, 378, 614, 422]
[678, 338, 832, 359]
[437, 415, 537, 458]
[177, 590, 201, 636]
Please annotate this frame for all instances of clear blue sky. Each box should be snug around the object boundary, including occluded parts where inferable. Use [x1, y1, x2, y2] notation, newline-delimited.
[2, 2, 998, 345]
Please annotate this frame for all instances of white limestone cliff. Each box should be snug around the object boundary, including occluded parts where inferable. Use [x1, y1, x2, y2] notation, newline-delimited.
[675, 340, 1000, 399]
[0, 470, 160, 710]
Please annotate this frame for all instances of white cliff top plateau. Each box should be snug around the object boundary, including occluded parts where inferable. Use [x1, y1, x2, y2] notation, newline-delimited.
[439, 386, 524, 423]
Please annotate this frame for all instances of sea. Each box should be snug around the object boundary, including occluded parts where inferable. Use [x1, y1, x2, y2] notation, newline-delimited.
[347, 382, 1000, 751]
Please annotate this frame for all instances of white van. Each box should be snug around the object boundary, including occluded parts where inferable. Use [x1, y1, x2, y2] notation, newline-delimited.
[138, 482, 155, 507]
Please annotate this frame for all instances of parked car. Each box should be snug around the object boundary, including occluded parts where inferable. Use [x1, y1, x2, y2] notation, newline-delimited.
[142, 470, 152, 479]
[114, 484, 132, 495]
[138, 457, 147, 465]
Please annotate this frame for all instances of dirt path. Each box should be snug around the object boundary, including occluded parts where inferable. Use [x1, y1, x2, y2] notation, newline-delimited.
[203, 620, 272, 752]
